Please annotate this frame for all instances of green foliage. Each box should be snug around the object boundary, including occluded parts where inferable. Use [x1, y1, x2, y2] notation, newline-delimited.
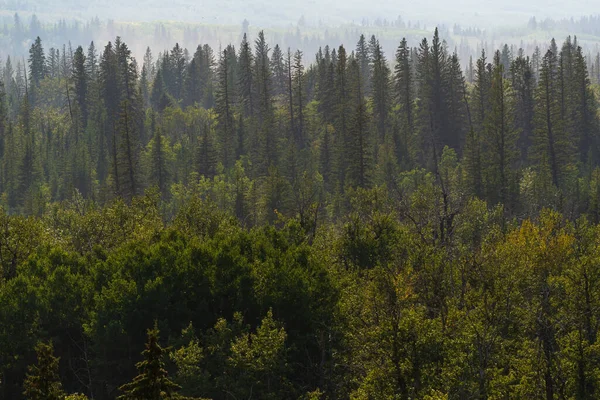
[3, 24, 600, 400]
[117, 324, 181, 399]
[23, 341, 64, 400]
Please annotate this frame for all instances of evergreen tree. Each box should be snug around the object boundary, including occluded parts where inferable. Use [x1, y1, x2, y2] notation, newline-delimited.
[238, 33, 255, 118]
[253, 31, 276, 173]
[532, 47, 574, 189]
[292, 49, 305, 149]
[370, 36, 390, 142]
[215, 47, 237, 169]
[72, 46, 88, 125]
[346, 58, 372, 188]
[147, 114, 171, 199]
[482, 51, 518, 206]
[23, 341, 65, 400]
[117, 325, 181, 400]
[28, 36, 46, 88]
[271, 44, 285, 96]
[511, 52, 535, 164]
[170, 43, 186, 101]
[196, 122, 217, 179]
[394, 37, 414, 168]
[356, 34, 371, 96]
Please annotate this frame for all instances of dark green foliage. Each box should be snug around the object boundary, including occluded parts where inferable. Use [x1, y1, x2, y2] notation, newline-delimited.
[2, 29, 600, 400]
[23, 342, 64, 400]
[117, 325, 181, 399]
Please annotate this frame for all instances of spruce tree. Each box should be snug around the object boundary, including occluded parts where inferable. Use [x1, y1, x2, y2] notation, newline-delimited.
[197, 123, 217, 179]
[254, 31, 276, 173]
[292, 49, 305, 149]
[23, 341, 65, 400]
[394, 38, 414, 168]
[215, 47, 236, 169]
[356, 34, 371, 96]
[72, 46, 88, 126]
[346, 58, 372, 189]
[117, 325, 181, 400]
[28, 36, 46, 88]
[482, 51, 518, 206]
[370, 36, 390, 142]
[271, 44, 286, 96]
[511, 52, 535, 164]
[532, 47, 573, 189]
[148, 114, 170, 200]
[238, 34, 255, 118]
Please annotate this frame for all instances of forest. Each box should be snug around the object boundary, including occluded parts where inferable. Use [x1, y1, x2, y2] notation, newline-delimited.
[2, 17, 600, 399]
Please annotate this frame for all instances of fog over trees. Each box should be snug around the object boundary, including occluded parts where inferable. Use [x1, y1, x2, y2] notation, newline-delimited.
[4, 2, 600, 400]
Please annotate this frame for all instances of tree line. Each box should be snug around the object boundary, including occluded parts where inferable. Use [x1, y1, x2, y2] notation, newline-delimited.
[1, 30, 600, 220]
[2, 28, 600, 399]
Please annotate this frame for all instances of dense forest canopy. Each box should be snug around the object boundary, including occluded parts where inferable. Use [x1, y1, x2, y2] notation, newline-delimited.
[3, 7, 600, 400]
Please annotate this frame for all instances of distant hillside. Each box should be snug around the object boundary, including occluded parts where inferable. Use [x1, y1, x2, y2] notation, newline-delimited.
[2, 0, 600, 27]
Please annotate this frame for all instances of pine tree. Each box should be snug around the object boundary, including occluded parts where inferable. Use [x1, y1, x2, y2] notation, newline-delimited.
[532, 47, 574, 189]
[292, 49, 305, 149]
[370, 36, 390, 142]
[117, 325, 181, 400]
[148, 114, 171, 199]
[114, 39, 143, 201]
[472, 50, 491, 134]
[445, 51, 467, 152]
[482, 51, 518, 206]
[570, 44, 598, 165]
[356, 34, 371, 96]
[86, 41, 99, 82]
[511, 52, 535, 164]
[333, 45, 350, 189]
[196, 122, 217, 179]
[394, 37, 414, 168]
[316, 46, 335, 124]
[286, 48, 296, 147]
[215, 47, 237, 169]
[17, 96, 39, 208]
[183, 46, 202, 107]
[72, 46, 88, 125]
[170, 43, 186, 101]
[271, 44, 286, 96]
[238, 34, 255, 118]
[140, 48, 152, 109]
[23, 341, 65, 400]
[253, 31, 276, 173]
[346, 58, 372, 188]
[28, 36, 46, 88]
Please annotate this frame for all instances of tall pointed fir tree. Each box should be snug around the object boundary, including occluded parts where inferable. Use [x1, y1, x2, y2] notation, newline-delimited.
[394, 37, 414, 169]
[238, 33, 255, 118]
[370, 36, 390, 143]
[271, 44, 286, 96]
[215, 46, 237, 169]
[23, 342, 65, 400]
[532, 47, 574, 190]
[482, 51, 518, 206]
[292, 49, 306, 149]
[147, 113, 171, 200]
[253, 31, 276, 174]
[510, 51, 535, 164]
[333, 45, 350, 190]
[72, 46, 88, 126]
[117, 325, 181, 400]
[115, 39, 142, 201]
[196, 122, 217, 179]
[346, 58, 372, 189]
[356, 34, 371, 96]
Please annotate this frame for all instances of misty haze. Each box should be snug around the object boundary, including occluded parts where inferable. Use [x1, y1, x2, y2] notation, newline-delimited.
[2, 0, 600, 400]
